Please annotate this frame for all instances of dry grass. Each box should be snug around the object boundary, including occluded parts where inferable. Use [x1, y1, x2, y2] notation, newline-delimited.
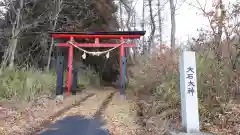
[0, 67, 100, 102]
[0, 68, 56, 101]
[129, 48, 240, 135]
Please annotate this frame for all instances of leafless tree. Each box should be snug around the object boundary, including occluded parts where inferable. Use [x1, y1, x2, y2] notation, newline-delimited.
[0, 0, 49, 72]
[147, 0, 156, 53]
[119, 0, 138, 63]
[187, 0, 240, 69]
[187, 0, 226, 61]
[142, 0, 146, 54]
[46, 0, 62, 71]
[157, 0, 163, 46]
[119, 1, 124, 31]
[169, 0, 176, 55]
[119, 0, 132, 30]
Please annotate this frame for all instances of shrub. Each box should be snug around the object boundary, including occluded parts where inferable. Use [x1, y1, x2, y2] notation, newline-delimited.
[130, 48, 240, 134]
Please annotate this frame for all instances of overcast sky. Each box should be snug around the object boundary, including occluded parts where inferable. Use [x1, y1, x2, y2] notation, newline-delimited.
[131, 0, 235, 44]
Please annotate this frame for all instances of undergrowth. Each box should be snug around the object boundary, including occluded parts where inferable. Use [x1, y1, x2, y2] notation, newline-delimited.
[0, 68, 56, 101]
[0, 67, 99, 101]
[130, 49, 240, 135]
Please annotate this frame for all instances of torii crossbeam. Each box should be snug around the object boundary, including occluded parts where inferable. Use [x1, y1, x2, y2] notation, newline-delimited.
[50, 31, 146, 97]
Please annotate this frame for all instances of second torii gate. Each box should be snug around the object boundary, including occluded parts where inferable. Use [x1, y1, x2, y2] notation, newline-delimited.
[50, 31, 146, 96]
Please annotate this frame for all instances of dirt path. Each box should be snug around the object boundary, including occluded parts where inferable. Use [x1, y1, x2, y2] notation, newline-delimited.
[103, 92, 140, 135]
[0, 87, 139, 135]
[36, 87, 139, 135]
[52, 89, 114, 121]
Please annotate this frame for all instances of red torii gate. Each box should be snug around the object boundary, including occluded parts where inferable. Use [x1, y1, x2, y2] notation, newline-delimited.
[50, 31, 145, 97]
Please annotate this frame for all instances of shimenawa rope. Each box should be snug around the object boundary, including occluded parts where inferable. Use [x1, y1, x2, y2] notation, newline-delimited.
[67, 39, 126, 59]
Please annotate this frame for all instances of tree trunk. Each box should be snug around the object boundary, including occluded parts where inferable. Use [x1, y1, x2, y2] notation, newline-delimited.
[157, 0, 163, 46]
[142, 0, 146, 55]
[5, 0, 23, 69]
[214, 0, 224, 61]
[8, 38, 18, 69]
[147, 0, 156, 53]
[132, 11, 137, 58]
[119, 1, 124, 30]
[0, 46, 10, 73]
[46, 37, 55, 70]
[169, 0, 176, 55]
[46, 0, 62, 71]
